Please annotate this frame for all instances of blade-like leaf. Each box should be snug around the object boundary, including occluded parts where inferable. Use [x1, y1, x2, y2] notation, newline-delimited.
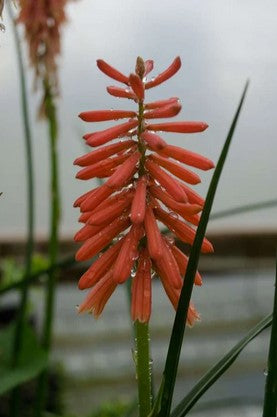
[0, 323, 48, 394]
[210, 199, 277, 220]
[157, 81, 249, 417]
[263, 258, 277, 416]
[171, 313, 272, 417]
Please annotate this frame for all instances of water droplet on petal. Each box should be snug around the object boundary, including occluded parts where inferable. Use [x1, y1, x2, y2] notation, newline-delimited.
[0, 23, 5, 33]
[263, 368, 268, 376]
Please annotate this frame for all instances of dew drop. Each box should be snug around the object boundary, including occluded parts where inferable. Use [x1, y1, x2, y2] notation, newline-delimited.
[0, 23, 5, 33]
[263, 368, 268, 376]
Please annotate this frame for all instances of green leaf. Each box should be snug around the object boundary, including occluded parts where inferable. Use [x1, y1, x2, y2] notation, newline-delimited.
[157, 81, 249, 417]
[0, 322, 48, 394]
[210, 199, 277, 220]
[171, 313, 272, 417]
[262, 258, 277, 416]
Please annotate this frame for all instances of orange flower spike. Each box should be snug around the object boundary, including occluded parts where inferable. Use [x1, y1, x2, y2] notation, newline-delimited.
[130, 176, 147, 224]
[131, 248, 152, 323]
[74, 140, 136, 167]
[106, 152, 140, 189]
[141, 131, 167, 151]
[145, 159, 188, 203]
[158, 144, 215, 171]
[86, 119, 138, 147]
[97, 59, 129, 84]
[146, 121, 208, 134]
[76, 214, 131, 262]
[129, 73, 145, 101]
[75, 57, 214, 322]
[78, 238, 125, 290]
[88, 194, 133, 226]
[145, 56, 181, 89]
[113, 225, 144, 284]
[76, 153, 131, 180]
[106, 86, 136, 100]
[144, 97, 179, 110]
[144, 102, 182, 120]
[144, 206, 164, 260]
[78, 270, 117, 316]
[149, 154, 201, 185]
[79, 109, 137, 122]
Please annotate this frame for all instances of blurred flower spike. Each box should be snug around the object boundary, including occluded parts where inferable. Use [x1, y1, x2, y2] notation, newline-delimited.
[74, 56, 214, 325]
[17, 0, 67, 113]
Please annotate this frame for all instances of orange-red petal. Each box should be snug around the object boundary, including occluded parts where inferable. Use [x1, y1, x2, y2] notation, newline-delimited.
[75, 214, 131, 261]
[157, 144, 214, 171]
[76, 153, 131, 180]
[145, 159, 188, 203]
[144, 206, 164, 260]
[80, 184, 114, 212]
[88, 194, 132, 226]
[78, 270, 117, 316]
[130, 176, 147, 224]
[106, 86, 136, 100]
[144, 102, 181, 119]
[79, 109, 136, 122]
[106, 152, 140, 189]
[129, 73, 145, 101]
[146, 121, 208, 133]
[131, 248, 152, 323]
[97, 59, 129, 84]
[144, 97, 179, 110]
[78, 238, 125, 290]
[113, 224, 144, 284]
[149, 153, 201, 185]
[74, 140, 136, 167]
[86, 120, 138, 147]
[155, 206, 213, 253]
[145, 57, 181, 89]
[141, 131, 167, 151]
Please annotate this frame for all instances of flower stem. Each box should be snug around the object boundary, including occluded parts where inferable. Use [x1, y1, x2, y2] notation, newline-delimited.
[262, 257, 277, 416]
[7, 3, 35, 416]
[34, 81, 60, 417]
[134, 320, 152, 417]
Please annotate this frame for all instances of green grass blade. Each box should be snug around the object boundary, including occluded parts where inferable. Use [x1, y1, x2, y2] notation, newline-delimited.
[171, 313, 272, 417]
[263, 258, 277, 416]
[156, 81, 249, 417]
[210, 199, 277, 220]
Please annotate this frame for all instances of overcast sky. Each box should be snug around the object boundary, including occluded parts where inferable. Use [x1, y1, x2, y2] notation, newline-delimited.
[0, 0, 277, 239]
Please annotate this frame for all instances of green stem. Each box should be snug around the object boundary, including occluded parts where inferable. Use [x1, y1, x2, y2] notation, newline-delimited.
[134, 321, 152, 417]
[7, 4, 35, 416]
[34, 81, 60, 417]
[262, 258, 277, 416]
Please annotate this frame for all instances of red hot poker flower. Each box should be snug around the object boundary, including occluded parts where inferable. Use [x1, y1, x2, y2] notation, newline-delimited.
[74, 56, 214, 324]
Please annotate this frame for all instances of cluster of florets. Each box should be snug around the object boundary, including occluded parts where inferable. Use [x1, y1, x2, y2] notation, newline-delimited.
[74, 56, 214, 324]
[17, 0, 67, 96]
